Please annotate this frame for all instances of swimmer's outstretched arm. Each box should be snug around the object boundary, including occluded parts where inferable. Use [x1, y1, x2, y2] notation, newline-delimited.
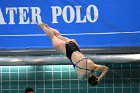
[94, 65, 108, 81]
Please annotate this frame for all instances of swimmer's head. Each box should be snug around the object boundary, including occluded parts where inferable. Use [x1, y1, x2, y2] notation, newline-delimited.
[88, 74, 98, 86]
[25, 87, 34, 93]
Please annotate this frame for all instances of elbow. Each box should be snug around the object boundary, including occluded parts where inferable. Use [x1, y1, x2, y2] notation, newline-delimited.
[104, 66, 108, 71]
[101, 66, 108, 72]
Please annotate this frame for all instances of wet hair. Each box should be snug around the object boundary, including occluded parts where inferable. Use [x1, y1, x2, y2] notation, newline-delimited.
[25, 87, 34, 93]
[88, 74, 98, 86]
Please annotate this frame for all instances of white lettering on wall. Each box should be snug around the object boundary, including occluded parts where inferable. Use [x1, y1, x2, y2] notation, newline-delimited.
[6, 7, 17, 24]
[86, 5, 98, 22]
[18, 7, 29, 24]
[62, 6, 75, 23]
[51, 6, 62, 23]
[51, 4, 99, 23]
[75, 6, 86, 23]
[0, 7, 42, 25]
[0, 8, 6, 24]
[30, 7, 42, 24]
[0, 5, 98, 24]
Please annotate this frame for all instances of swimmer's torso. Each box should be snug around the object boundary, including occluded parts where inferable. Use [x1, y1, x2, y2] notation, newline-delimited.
[53, 39, 95, 79]
[65, 41, 95, 72]
[66, 41, 80, 61]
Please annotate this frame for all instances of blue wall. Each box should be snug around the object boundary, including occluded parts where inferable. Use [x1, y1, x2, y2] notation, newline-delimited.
[0, 0, 140, 49]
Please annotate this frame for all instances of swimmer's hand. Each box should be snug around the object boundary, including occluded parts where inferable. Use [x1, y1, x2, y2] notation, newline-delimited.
[88, 74, 99, 86]
[97, 77, 101, 83]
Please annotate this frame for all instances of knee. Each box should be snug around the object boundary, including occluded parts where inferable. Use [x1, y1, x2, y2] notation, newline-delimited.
[52, 40, 60, 48]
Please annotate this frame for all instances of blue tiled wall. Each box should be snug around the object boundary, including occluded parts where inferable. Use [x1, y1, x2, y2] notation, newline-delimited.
[0, 64, 139, 93]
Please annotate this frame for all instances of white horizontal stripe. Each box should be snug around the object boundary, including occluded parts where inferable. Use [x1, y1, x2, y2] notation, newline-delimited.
[0, 31, 140, 37]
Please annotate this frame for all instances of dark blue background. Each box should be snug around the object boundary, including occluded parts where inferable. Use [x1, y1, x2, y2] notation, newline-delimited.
[0, 0, 140, 49]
